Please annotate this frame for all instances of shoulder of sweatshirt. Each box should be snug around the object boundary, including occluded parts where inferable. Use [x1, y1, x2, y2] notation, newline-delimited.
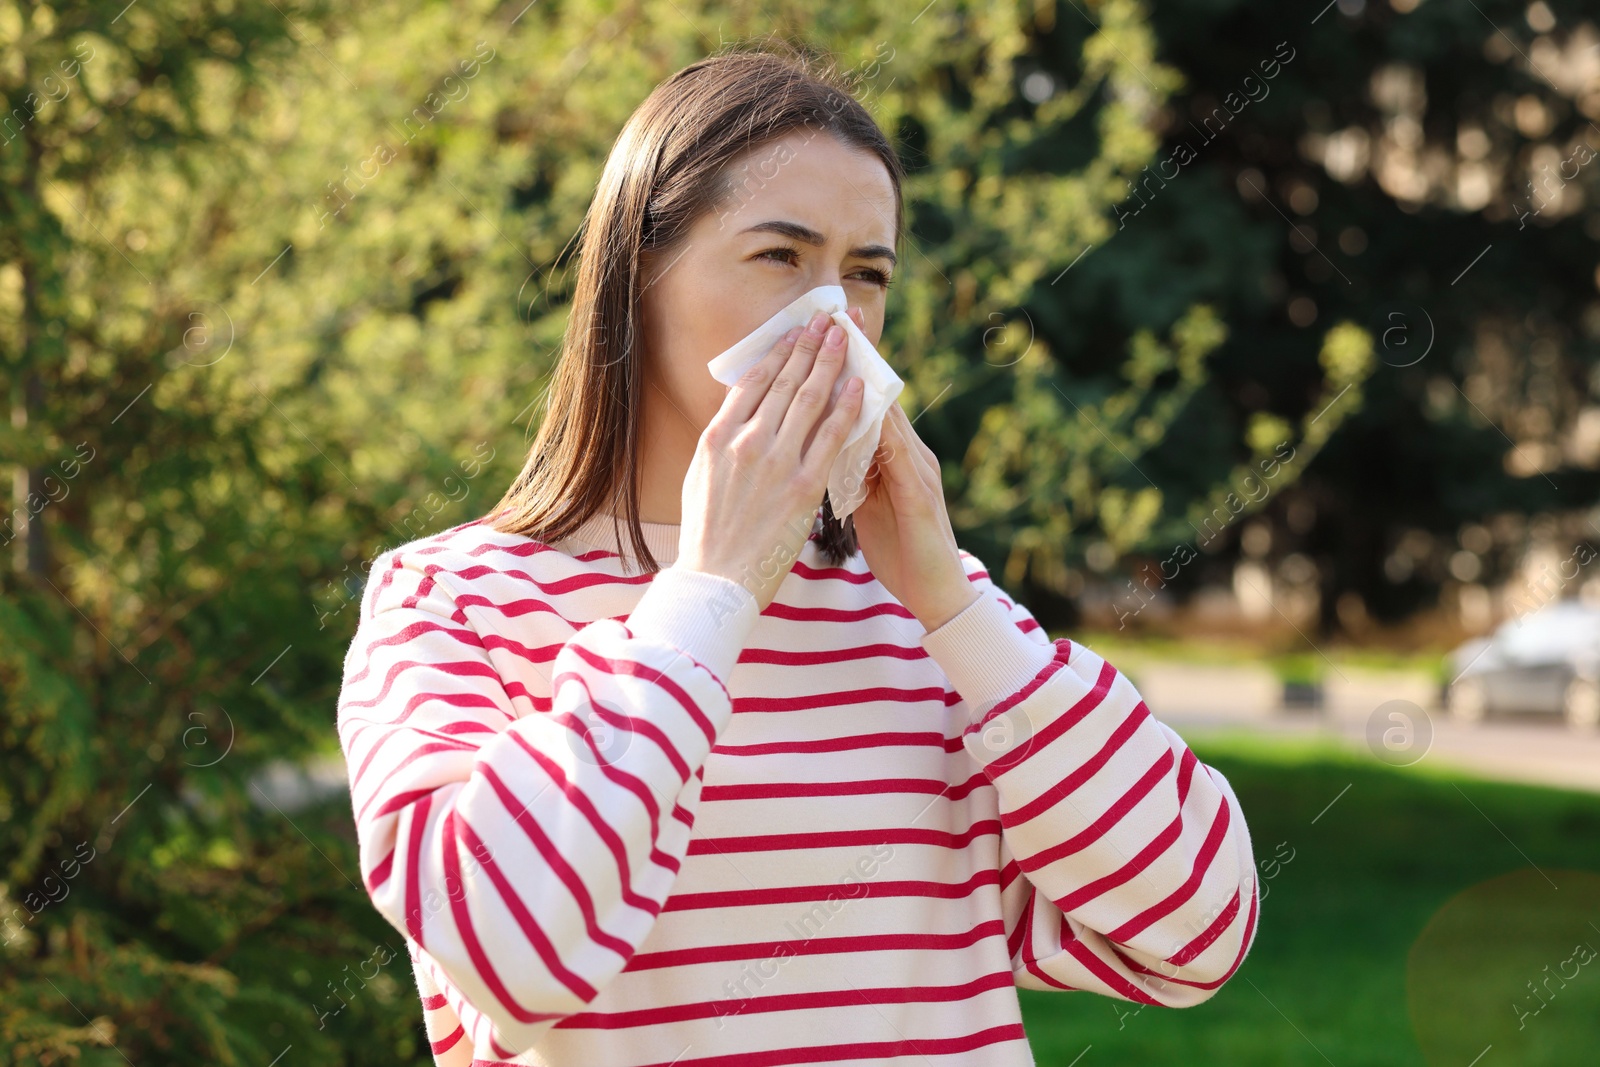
[355, 516, 543, 624]
[352, 515, 762, 691]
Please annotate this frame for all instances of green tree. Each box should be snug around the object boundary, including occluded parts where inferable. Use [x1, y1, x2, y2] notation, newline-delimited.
[0, 1, 428, 1063]
[2, 0, 1371, 1061]
[1063, 0, 1600, 633]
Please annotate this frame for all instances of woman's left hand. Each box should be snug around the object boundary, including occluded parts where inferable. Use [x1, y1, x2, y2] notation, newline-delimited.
[842, 309, 980, 632]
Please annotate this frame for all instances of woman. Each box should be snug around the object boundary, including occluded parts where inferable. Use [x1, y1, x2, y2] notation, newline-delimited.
[337, 44, 1259, 1067]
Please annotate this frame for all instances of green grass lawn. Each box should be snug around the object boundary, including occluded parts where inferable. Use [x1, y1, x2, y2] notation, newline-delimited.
[1018, 730, 1600, 1066]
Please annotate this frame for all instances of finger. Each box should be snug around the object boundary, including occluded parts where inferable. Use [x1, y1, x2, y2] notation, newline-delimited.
[871, 405, 916, 488]
[799, 373, 865, 480]
[890, 401, 940, 477]
[779, 318, 849, 450]
[849, 306, 866, 332]
[883, 405, 939, 493]
[751, 310, 833, 435]
[719, 324, 805, 426]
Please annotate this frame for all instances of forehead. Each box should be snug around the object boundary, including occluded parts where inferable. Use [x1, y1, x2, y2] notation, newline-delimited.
[715, 129, 897, 242]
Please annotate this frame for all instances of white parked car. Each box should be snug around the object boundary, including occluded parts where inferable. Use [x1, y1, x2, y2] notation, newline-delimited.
[1444, 599, 1600, 729]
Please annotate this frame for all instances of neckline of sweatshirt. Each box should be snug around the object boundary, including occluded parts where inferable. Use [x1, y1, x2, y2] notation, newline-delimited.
[545, 506, 826, 573]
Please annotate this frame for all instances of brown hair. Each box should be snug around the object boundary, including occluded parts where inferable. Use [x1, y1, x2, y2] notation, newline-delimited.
[486, 40, 906, 574]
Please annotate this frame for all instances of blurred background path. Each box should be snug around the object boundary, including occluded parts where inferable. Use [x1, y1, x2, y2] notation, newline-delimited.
[1127, 659, 1600, 794]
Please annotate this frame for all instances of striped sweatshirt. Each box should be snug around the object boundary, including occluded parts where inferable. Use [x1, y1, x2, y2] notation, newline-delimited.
[336, 506, 1260, 1067]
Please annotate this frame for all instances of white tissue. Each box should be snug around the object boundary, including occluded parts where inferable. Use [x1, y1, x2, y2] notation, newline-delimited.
[706, 285, 904, 519]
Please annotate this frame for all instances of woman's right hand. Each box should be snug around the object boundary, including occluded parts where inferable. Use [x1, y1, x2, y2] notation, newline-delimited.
[677, 308, 864, 611]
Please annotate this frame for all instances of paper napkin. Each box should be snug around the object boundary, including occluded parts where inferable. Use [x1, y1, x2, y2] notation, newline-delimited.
[705, 285, 904, 519]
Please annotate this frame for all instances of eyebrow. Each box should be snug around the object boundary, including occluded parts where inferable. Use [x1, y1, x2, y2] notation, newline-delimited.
[739, 219, 898, 268]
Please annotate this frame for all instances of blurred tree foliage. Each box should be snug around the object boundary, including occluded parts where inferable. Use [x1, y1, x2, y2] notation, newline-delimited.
[1056, 0, 1600, 630]
[0, 0, 1380, 1062]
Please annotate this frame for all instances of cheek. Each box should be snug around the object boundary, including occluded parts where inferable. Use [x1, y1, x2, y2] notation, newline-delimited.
[867, 322, 885, 349]
[652, 339, 728, 433]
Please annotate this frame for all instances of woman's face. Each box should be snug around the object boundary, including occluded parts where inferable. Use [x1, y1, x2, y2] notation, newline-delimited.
[637, 130, 898, 441]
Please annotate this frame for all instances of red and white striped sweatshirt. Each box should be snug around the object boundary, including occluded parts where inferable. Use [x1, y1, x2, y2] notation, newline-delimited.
[336, 507, 1259, 1066]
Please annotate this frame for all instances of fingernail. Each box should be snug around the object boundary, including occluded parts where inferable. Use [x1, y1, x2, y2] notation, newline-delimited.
[848, 377, 863, 393]
[824, 324, 844, 347]
[807, 310, 829, 335]
[782, 326, 803, 343]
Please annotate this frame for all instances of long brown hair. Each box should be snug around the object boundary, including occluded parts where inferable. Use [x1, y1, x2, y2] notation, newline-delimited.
[487, 40, 906, 573]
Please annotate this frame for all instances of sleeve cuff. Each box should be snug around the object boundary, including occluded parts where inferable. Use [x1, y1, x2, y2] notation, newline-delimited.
[624, 565, 761, 684]
[920, 587, 1058, 722]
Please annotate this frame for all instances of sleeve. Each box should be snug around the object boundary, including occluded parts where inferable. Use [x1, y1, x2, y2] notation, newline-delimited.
[336, 545, 760, 1056]
[918, 548, 1260, 1009]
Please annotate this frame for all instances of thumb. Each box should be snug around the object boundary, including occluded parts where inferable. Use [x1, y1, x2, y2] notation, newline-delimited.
[849, 306, 866, 331]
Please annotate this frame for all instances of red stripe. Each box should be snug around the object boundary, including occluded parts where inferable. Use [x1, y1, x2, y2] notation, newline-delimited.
[505, 729, 681, 883]
[442, 809, 588, 1019]
[343, 685, 509, 751]
[477, 763, 637, 959]
[964, 640, 1073, 735]
[1017, 749, 1174, 872]
[366, 848, 394, 894]
[1110, 878, 1259, 991]
[372, 786, 441, 822]
[1178, 748, 1200, 802]
[1105, 792, 1232, 943]
[726, 685, 956, 714]
[758, 601, 918, 624]
[700, 771, 987, 803]
[358, 740, 476, 820]
[736, 642, 931, 665]
[999, 857, 1024, 892]
[467, 1023, 1028, 1067]
[439, 720, 498, 735]
[342, 619, 489, 692]
[1049, 806, 1185, 915]
[788, 559, 879, 584]
[711, 730, 963, 757]
[1001, 702, 1152, 827]
[546, 670, 695, 781]
[1006, 885, 1034, 963]
[502, 732, 670, 913]
[1018, 891, 1076, 990]
[662, 867, 999, 912]
[1059, 925, 1162, 1005]
[346, 709, 491, 797]
[404, 793, 431, 944]
[977, 658, 1118, 779]
[626, 919, 1005, 970]
[687, 820, 999, 856]
[430, 1024, 465, 1053]
[554, 971, 1016, 1029]
[1170, 885, 1241, 966]
[558, 643, 716, 746]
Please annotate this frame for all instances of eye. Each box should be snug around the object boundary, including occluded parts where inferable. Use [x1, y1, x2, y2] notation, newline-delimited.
[755, 246, 893, 290]
[755, 245, 801, 266]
